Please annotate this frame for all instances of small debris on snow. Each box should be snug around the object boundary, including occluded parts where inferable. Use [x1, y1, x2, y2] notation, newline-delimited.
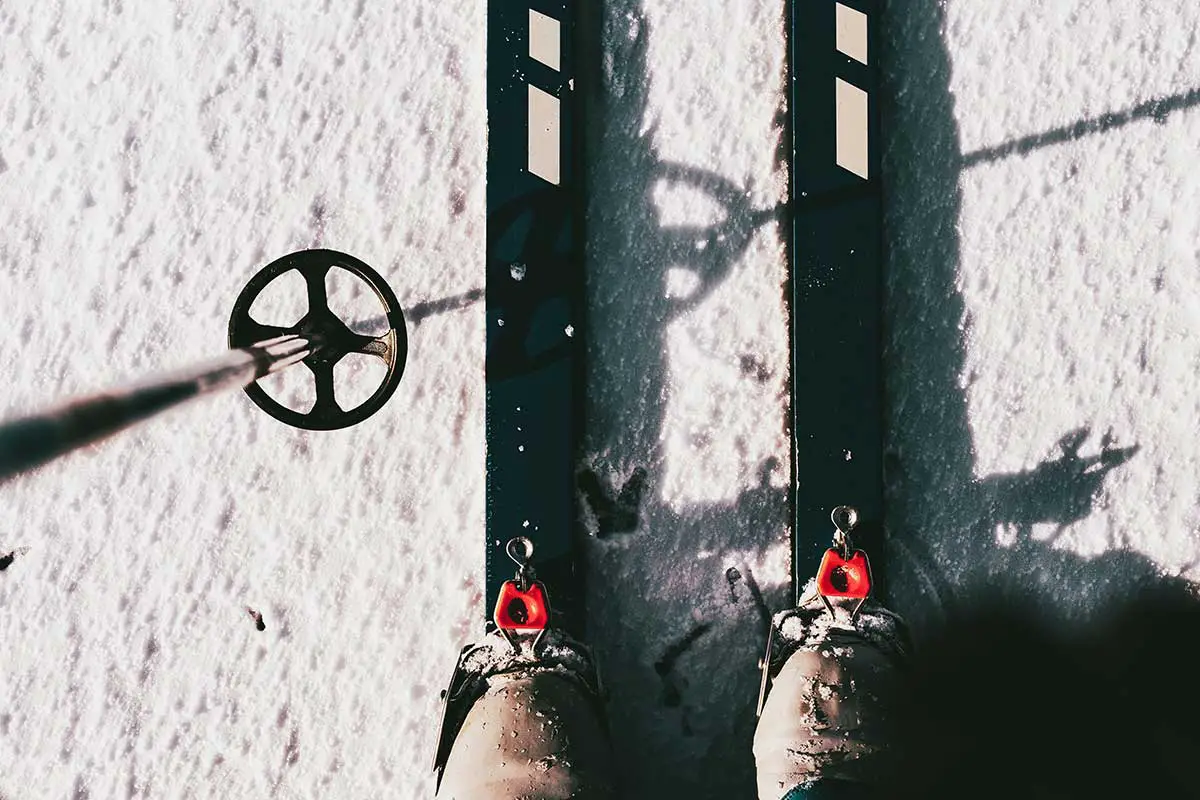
[245, 607, 266, 632]
[726, 567, 742, 602]
[510, 262, 527, 281]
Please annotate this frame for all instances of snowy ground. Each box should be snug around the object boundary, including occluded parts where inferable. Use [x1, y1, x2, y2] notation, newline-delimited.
[1, 1, 1198, 798]
[881, 0, 1200, 639]
[0, 3, 485, 797]
[579, 1, 790, 796]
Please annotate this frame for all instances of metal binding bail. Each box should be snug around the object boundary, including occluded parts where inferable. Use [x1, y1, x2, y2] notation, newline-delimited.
[506, 535, 534, 591]
[831, 505, 858, 560]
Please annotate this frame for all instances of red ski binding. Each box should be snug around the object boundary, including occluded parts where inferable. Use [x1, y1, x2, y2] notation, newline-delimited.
[815, 505, 872, 622]
[492, 536, 551, 651]
[816, 547, 871, 598]
[493, 579, 550, 633]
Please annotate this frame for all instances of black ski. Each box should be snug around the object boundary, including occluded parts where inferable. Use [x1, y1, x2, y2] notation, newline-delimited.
[484, 0, 586, 635]
[434, 3, 588, 783]
[757, 0, 888, 716]
[789, 0, 886, 601]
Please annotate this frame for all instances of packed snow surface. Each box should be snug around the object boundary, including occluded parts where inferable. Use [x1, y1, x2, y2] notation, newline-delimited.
[0, 0, 1198, 797]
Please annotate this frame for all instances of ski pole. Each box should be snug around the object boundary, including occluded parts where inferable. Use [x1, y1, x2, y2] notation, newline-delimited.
[0, 333, 320, 484]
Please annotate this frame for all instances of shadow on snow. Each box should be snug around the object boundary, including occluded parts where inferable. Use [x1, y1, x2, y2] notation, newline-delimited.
[574, 0, 1198, 797]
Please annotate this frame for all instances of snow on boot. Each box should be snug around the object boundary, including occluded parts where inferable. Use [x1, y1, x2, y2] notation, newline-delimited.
[753, 579, 910, 800]
[435, 628, 615, 799]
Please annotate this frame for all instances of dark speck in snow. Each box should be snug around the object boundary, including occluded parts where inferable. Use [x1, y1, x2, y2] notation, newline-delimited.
[246, 607, 266, 631]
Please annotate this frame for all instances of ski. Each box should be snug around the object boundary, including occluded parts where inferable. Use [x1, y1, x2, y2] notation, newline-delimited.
[434, 3, 588, 786]
[756, 0, 889, 710]
[483, 0, 586, 636]
[789, 0, 886, 599]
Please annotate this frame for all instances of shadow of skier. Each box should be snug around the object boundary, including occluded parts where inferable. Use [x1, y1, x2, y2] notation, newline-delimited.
[878, 12, 1200, 796]
[875, 0, 1200, 643]
[885, 582, 1200, 799]
[981, 427, 1140, 545]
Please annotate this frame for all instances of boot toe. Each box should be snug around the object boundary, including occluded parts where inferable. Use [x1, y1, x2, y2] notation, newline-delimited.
[754, 627, 904, 799]
[439, 671, 614, 799]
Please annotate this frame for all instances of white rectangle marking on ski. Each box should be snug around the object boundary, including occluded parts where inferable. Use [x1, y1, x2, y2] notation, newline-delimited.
[835, 3, 868, 65]
[528, 84, 560, 185]
[529, 9, 561, 72]
[835, 78, 868, 179]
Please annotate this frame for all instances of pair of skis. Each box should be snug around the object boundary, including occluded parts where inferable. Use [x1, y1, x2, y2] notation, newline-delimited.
[481, 0, 887, 640]
[437, 0, 885, 778]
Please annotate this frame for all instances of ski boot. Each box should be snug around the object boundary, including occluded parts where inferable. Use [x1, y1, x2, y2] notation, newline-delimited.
[434, 537, 615, 799]
[754, 507, 911, 800]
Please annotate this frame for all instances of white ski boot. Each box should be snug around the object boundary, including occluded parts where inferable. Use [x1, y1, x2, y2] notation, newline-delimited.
[434, 537, 615, 799]
[754, 507, 911, 799]
[435, 628, 614, 799]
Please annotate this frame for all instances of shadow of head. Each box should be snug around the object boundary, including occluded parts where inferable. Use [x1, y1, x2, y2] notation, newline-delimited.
[884, 582, 1200, 798]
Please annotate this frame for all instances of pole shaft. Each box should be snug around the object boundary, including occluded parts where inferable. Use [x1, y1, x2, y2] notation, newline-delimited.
[0, 335, 315, 483]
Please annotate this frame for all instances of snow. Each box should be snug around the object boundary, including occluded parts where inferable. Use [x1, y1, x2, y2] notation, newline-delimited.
[0, 2, 483, 797]
[882, 0, 1200, 641]
[1, 0, 1198, 797]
